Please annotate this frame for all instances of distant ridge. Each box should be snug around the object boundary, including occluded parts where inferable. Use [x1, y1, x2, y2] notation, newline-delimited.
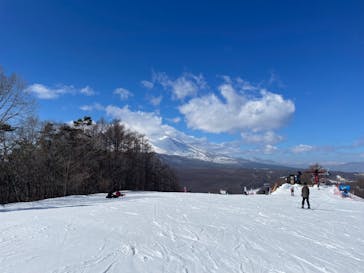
[323, 162, 364, 173]
[150, 135, 290, 168]
[150, 135, 364, 173]
[158, 154, 293, 171]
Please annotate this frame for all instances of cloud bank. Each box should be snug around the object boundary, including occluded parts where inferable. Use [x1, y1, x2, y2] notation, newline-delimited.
[73, 72, 299, 157]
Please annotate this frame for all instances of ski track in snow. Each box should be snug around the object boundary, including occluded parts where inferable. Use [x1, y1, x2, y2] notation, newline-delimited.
[1, 185, 364, 273]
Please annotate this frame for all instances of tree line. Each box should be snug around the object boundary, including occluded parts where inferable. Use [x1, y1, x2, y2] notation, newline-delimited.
[0, 69, 179, 204]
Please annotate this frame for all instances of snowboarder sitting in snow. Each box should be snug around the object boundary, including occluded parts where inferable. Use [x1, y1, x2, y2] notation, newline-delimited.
[106, 191, 124, 198]
[301, 183, 310, 209]
[106, 191, 115, 198]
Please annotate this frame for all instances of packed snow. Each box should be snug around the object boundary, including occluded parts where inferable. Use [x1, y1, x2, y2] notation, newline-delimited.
[1, 184, 363, 273]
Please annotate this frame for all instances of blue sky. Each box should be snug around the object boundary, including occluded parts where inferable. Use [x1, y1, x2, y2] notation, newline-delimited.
[1, 0, 363, 165]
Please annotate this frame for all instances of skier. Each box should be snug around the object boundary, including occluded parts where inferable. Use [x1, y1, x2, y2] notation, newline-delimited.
[290, 186, 294, 196]
[301, 182, 310, 209]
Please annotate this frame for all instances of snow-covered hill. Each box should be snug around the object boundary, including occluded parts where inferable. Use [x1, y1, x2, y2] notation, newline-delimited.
[1, 186, 363, 273]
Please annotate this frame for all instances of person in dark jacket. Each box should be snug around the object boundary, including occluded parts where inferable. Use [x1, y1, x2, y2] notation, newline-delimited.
[106, 191, 119, 198]
[106, 190, 125, 198]
[106, 191, 114, 198]
[296, 171, 302, 184]
[301, 183, 310, 209]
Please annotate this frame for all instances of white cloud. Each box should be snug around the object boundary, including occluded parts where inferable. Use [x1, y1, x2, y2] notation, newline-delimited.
[149, 95, 163, 106]
[25, 84, 70, 99]
[80, 103, 104, 112]
[292, 144, 314, 153]
[152, 72, 207, 100]
[242, 131, 283, 145]
[233, 77, 258, 91]
[179, 80, 295, 133]
[25, 83, 96, 99]
[105, 105, 164, 137]
[263, 144, 278, 154]
[80, 86, 96, 96]
[141, 80, 154, 89]
[80, 105, 93, 111]
[172, 117, 181, 123]
[114, 88, 133, 100]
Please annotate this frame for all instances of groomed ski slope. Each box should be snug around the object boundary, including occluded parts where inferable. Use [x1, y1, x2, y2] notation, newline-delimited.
[1, 184, 363, 273]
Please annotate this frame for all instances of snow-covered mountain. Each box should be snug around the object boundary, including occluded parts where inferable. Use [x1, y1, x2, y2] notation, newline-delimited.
[149, 135, 364, 172]
[150, 135, 240, 164]
[1, 185, 363, 273]
[150, 135, 292, 171]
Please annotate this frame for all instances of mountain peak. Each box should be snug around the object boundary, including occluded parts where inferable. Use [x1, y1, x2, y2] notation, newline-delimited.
[149, 135, 238, 164]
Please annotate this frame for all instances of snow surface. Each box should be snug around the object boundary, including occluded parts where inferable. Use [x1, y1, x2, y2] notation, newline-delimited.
[1, 185, 363, 273]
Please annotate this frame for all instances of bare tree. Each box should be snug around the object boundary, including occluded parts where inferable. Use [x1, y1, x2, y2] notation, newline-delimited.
[0, 68, 35, 128]
[0, 68, 35, 159]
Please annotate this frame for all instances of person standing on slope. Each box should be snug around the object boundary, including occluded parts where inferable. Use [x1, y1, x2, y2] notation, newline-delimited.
[301, 183, 310, 209]
[296, 171, 302, 184]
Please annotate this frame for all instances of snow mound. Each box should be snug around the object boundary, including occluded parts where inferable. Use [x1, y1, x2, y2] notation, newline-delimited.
[272, 182, 302, 195]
